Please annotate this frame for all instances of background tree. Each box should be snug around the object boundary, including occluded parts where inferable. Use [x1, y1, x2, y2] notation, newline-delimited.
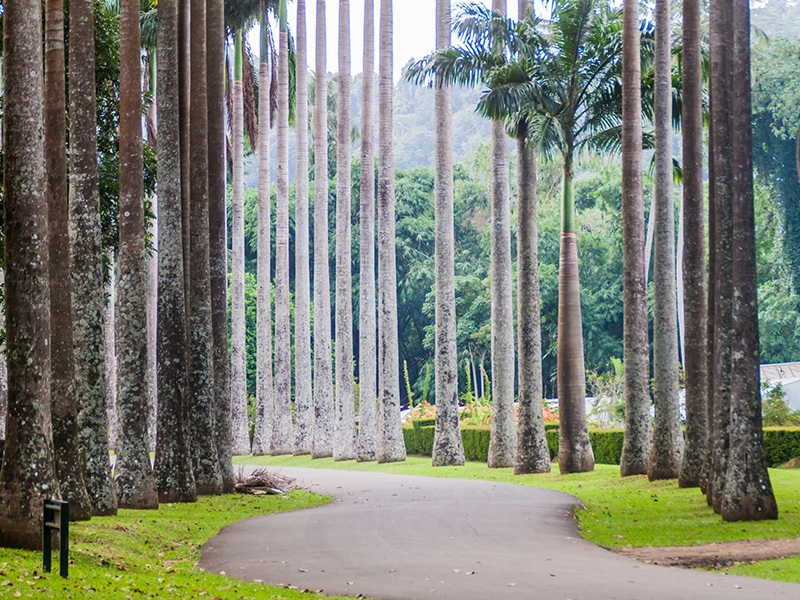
[357, 0, 378, 462]
[376, 0, 407, 463]
[0, 0, 60, 547]
[115, 0, 159, 508]
[313, 0, 334, 458]
[431, 0, 466, 467]
[335, 0, 357, 461]
[45, 0, 92, 519]
[154, 0, 198, 503]
[273, 0, 295, 455]
[71, 0, 118, 515]
[648, 0, 683, 481]
[294, 0, 314, 456]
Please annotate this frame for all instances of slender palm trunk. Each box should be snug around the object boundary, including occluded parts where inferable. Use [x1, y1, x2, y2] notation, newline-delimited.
[188, 0, 223, 494]
[0, 0, 60, 547]
[312, 0, 334, 458]
[619, 0, 651, 477]
[45, 0, 92, 520]
[70, 0, 118, 516]
[146, 196, 158, 453]
[294, 0, 314, 456]
[720, 0, 778, 521]
[334, 0, 357, 461]
[231, 31, 251, 456]
[557, 152, 594, 474]
[648, 0, 683, 481]
[376, 0, 406, 463]
[254, 15, 275, 456]
[432, 0, 465, 468]
[179, 0, 192, 302]
[707, 0, 734, 513]
[678, 0, 707, 488]
[207, 0, 234, 490]
[514, 124, 549, 474]
[154, 0, 197, 503]
[273, 0, 294, 455]
[115, 0, 159, 508]
[357, 0, 378, 462]
[104, 261, 118, 451]
[487, 0, 516, 469]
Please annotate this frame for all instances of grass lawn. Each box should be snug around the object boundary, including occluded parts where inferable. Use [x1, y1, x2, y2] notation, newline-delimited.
[235, 454, 800, 584]
[0, 490, 350, 599]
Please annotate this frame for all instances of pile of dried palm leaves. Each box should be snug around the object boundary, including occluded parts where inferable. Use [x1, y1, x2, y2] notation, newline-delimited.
[234, 468, 298, 495]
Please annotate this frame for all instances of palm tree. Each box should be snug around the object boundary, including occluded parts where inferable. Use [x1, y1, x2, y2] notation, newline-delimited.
[677, 0, 707, 489]
[71, 0, 118, 515]
[273, 0, 295, 455]
[231, 27, 252, 455]
[431, 0, 466, 468]
[483, 0, 516, 470]
[115, 0, 159, 508]
[719, 0, 777, 521]
[294, 0, 314, 456]
[154, 0, 198, 503]
[334, 0, 357, 461]
[0, 0, 60, 547]
[376, 0, 407, 463]
[647, 0, 683, 481]
[312, 0, 334, 459]
[253, 1, 277, 456]
[619, 0, 652, 477]
[188, 0, 224, 493]
[45, 0, 92, 520]
[208, 0, 235, 491]
[410, 0, 656, 473]
[356, 0, 378, 463]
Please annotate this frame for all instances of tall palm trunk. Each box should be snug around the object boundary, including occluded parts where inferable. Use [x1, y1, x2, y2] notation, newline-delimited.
[254, 13, 275, 456]
[648, 0, 683, 481]
[154, 0, 197, 503]
[179, 0, 192, 301]
[0, 0, 60, 547]
[376, 0, 406, 463]
[432, 0, 465, 467]
[357, 0, 378, 462]
[706, 0, 734, 513]
[207, 0, 234, 491]
[115, 0, 159, 508]
[619, 0, 651, 476]
[487, 0, 515, 469]
[188, 0, 223, 493]
[231, 30, 251, 456]
[70, 0, 118, 516]
[294, 0, 314, 456]
[273, 0, 294, 455]
[678, 0, 707, 488]
[514, 120, 549, 474]
[334, 0, 357, 461]
[312, 0, 334, 458]
[45, 0, 92, 520]
[147, 196, 158, 453]
[104, 262, 118, 451]
[557, 150, 594, 474]
[719, 0, 777, 521]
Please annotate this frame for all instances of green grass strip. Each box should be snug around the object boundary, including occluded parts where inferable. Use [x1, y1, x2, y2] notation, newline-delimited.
[0, 490, 350, 599]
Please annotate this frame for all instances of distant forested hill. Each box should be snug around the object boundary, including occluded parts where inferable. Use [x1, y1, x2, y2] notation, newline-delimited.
[753, 0, 800, 39]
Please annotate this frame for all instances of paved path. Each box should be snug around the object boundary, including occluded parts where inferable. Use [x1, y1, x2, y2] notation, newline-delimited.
[200, 467, 800, 599]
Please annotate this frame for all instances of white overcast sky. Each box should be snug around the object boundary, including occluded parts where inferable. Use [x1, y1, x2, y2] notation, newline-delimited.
[273, 1, 537, 82]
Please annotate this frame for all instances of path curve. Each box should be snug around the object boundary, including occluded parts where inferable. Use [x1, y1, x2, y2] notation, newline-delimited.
[200, 467, 800, 599]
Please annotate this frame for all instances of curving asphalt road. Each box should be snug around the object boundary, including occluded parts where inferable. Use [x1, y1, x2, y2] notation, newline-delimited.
[200, 467, 800, 599]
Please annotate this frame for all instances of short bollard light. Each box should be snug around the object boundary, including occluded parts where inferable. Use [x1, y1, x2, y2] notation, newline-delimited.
[43, 499, 69, 578]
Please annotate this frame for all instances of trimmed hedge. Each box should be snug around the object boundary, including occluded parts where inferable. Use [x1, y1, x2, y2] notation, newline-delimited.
[404, 426, 800, 467]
